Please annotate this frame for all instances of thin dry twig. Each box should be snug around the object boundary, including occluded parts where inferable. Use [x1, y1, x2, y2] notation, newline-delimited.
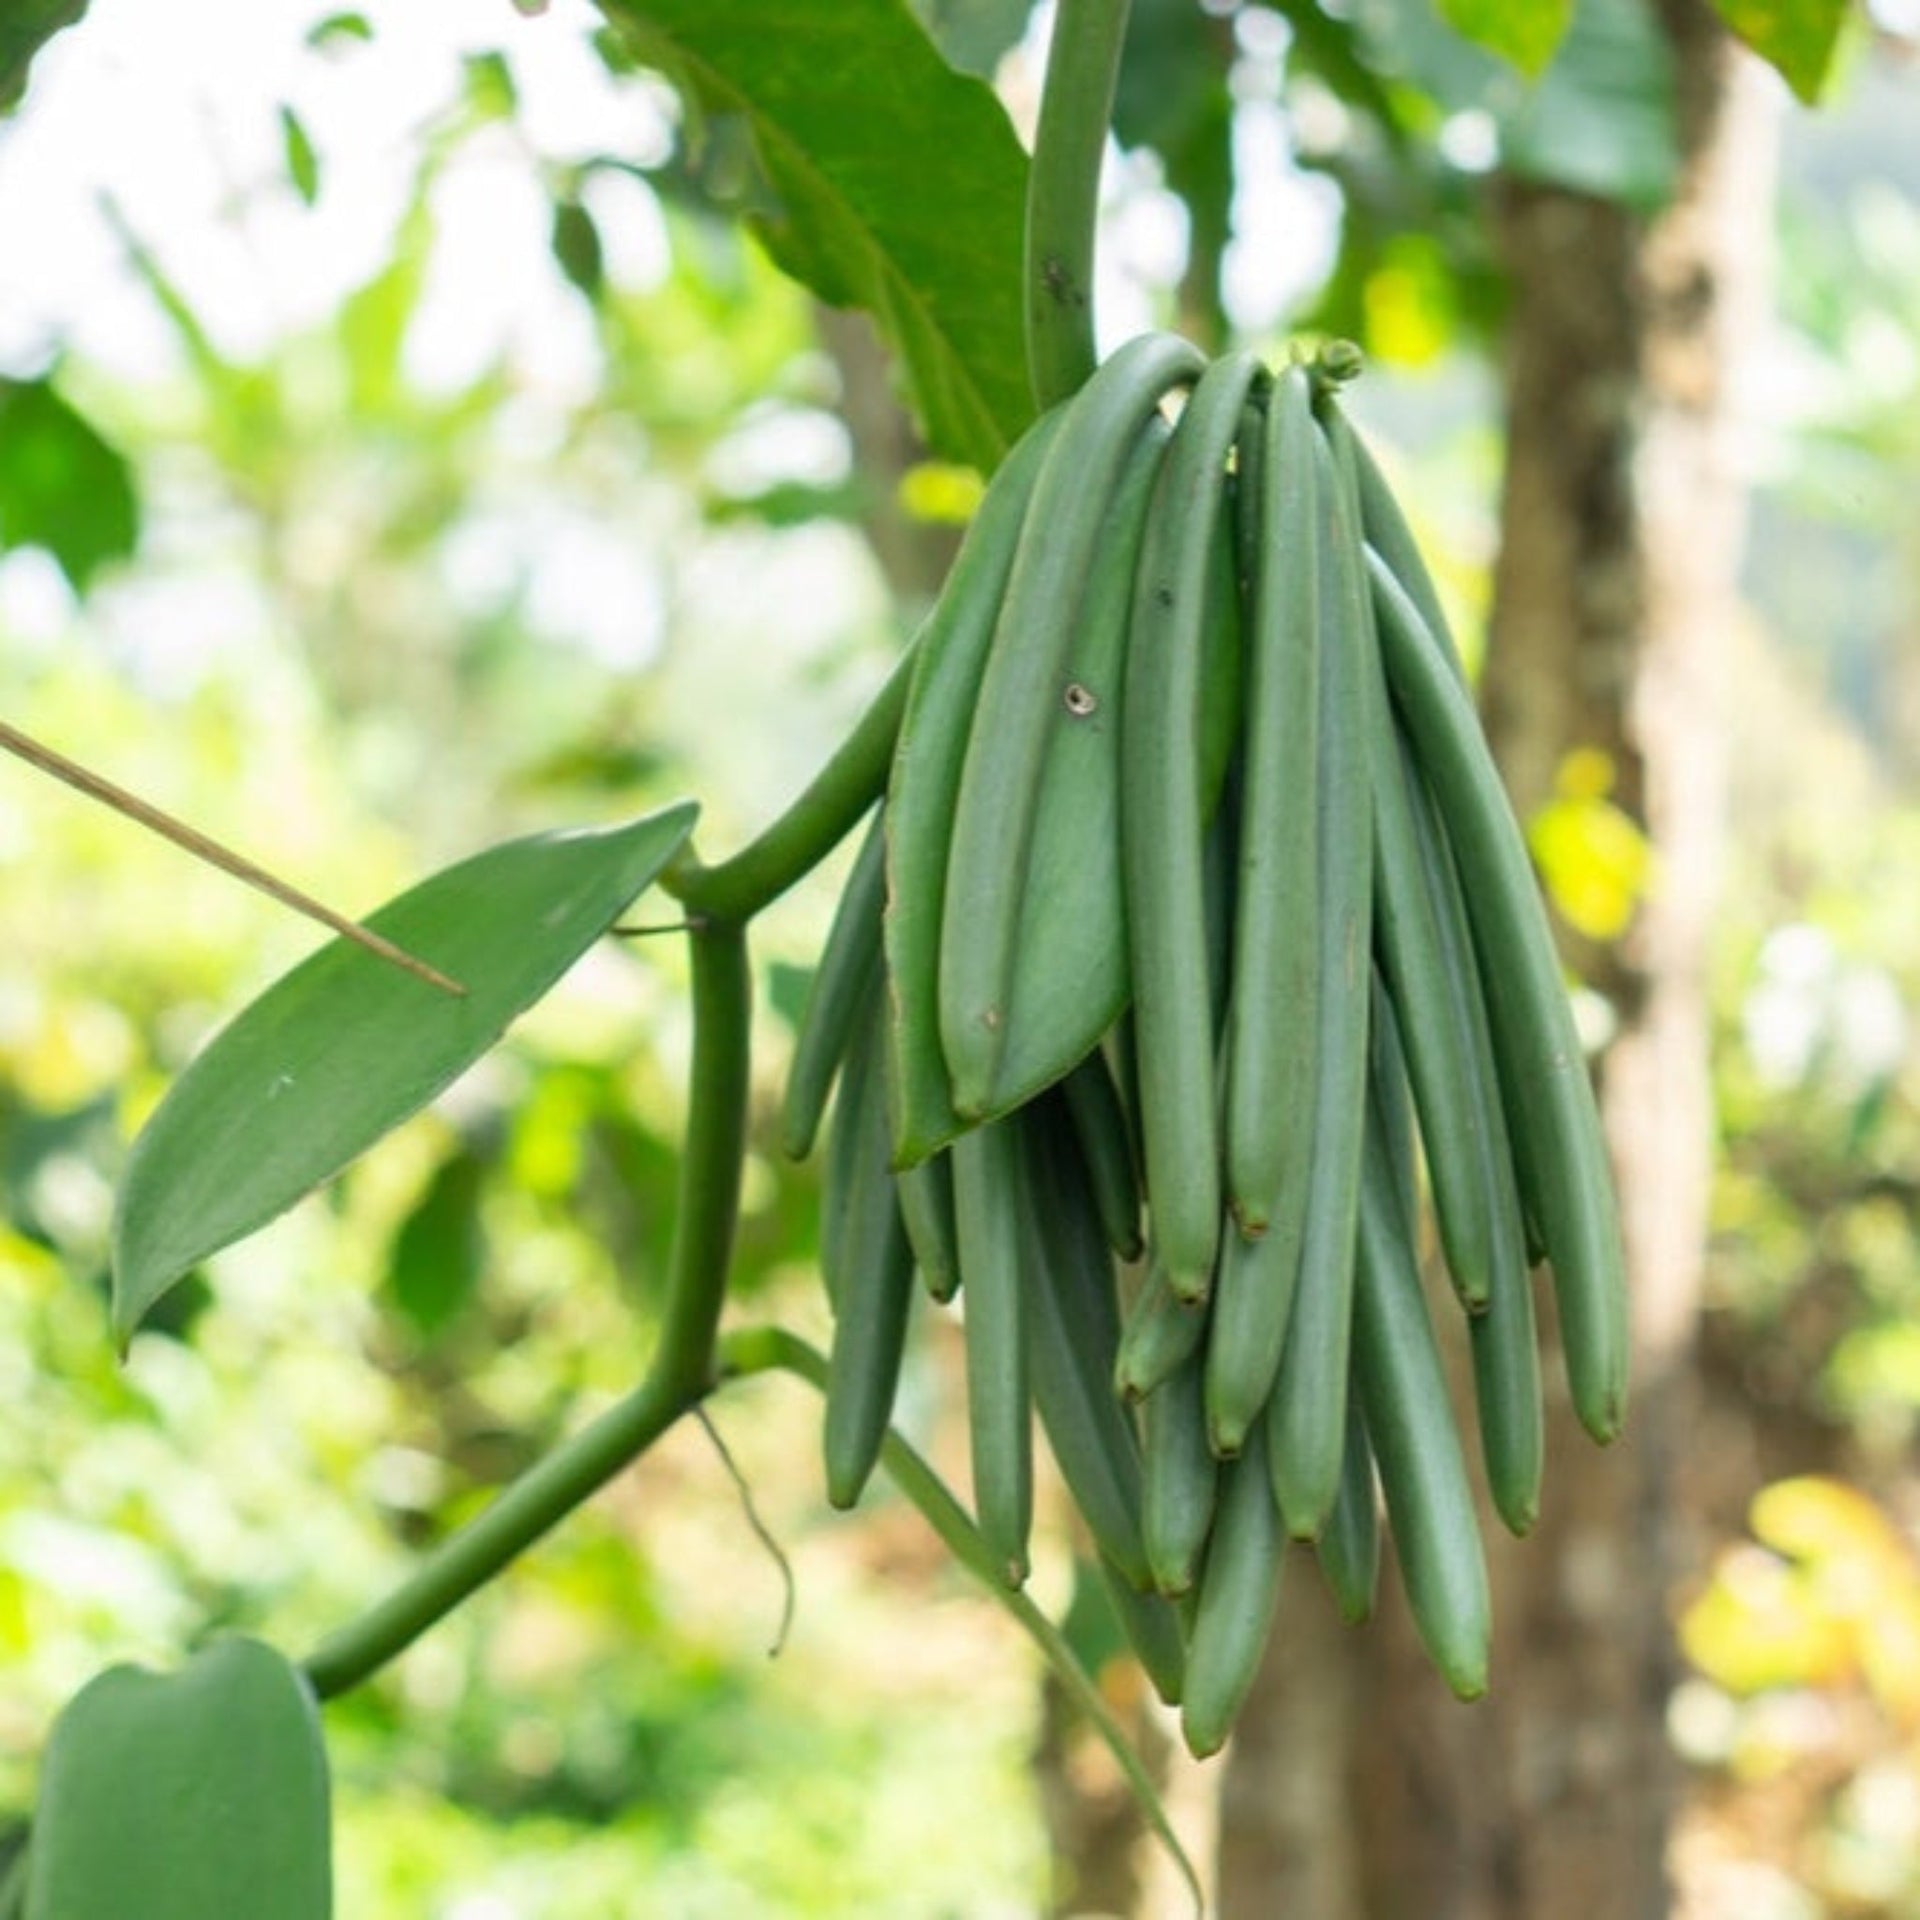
[694, 1406, 797, 1658]
[0, 720, 467, 997]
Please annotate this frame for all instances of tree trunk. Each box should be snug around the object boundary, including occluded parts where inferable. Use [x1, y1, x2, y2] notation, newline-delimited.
[1217, 8, 1777, 1914]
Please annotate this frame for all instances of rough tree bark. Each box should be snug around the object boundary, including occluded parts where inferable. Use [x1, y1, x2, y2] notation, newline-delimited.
[1217, 7, 1777, 1915]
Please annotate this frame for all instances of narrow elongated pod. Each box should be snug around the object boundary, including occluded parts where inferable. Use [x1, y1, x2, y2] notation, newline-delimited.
[1062, 1047, 1144, 1262]
[885, 408, 1067, 1166]
[1114, 1258, 1209, 1403]
[939, 333, 1205, 1113]
[1121, 349, 1266, 1301]
[1360, 547, 1499, 1313]
[982, 420, 1173, 1118]
[1353, 1104, 1492, 1699]
[1222, 364, 1320, 1238]
[1264, 423, 1376, 1525]
[897, 1150, 961, 1303]
[1369, 554, 1627, 1444]
[822, 1000, 918, 1509]
[1021, 1103, 1152, 1591]
[1368, 972, 1418, 1227]
[1401, 735, 1543, 1533]
[1316, 1382, 1380, 1624]
[1096, 1550, 1188, 1709]
[781, 807, 886, 1161]
[1329, 408, 1468, 684]
[1180, 1418, 1284, 1759]
[1141, 1348, 1219, 1597]
[1206, 367, 1320, 1448]
[952, 1119, 1033, 1585]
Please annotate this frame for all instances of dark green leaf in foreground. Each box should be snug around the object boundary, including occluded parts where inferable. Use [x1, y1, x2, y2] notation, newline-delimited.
[0, 378, 138, 591]
[26, 1639, 330, 1920]
[1711, 0, 1847, 103]
[601, 0, 1031, 471]
[112, 804, 698, 1344]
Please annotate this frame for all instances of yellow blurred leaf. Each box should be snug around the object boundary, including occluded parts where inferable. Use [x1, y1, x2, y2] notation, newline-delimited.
[1679, 1545, 1854, 1696]
[897, 461, 984, 526]
[1751, 1476, 1906, 1569]
[1529, 750, 1651, 940]
[1362, 240, 1456, 369]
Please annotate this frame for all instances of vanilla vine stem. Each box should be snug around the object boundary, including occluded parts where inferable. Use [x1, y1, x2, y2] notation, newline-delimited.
[1024, 0, 1133, 411]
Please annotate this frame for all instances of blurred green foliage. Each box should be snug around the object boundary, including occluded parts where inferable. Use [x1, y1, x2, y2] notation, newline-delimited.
[0, 2, 1915, 1913]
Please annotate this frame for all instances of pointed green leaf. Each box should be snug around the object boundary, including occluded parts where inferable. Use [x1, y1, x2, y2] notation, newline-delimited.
[1436, 0, 1574, 75]
[1711, 0, 1847, 102]
[112, 804, 698, 1343]
[600, 0, 1030, 470]
[26, 1639, 330, 1920]
[281, 105, 320, 205]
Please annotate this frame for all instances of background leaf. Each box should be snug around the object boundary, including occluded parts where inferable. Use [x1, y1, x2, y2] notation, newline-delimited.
[600, 0, 1031, 470]
[906, 0, 1033, 77]
[1353, 0, 1678, 209]
[551, 196, 607, 298]
[281, 105, 320, 205]
[25, 1639, 330, 1920]
[384, 1145, 491, 1337]
[1711, 0, 1848, 102]
[1437, 0, 1575, 75]
[305, 11, 372, 50]
[0, 0, 87, 110]
[0, 377, 138, 591]
[1502, 0, 1678, 208]
[111, 804, 698, 1343]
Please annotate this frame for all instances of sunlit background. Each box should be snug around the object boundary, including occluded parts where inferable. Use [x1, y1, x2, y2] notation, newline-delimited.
[2, 0, 1920, 1913]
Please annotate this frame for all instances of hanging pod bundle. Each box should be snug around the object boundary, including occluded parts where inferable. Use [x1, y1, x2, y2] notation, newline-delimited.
[782, 335, 1627, 1757]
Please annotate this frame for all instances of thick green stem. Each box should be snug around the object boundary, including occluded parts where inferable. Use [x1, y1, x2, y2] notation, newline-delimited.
[650, 921, 753, 1398]
[1025, 0, 1132, 410]
[666, 645, 912, 925]
[301, 1371, 704, 1701]
[302, 923, 751, 1701]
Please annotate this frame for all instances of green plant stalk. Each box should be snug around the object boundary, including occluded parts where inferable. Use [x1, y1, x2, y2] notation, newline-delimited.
[301, 922, 751, 1701]
[0, 1841, 25, 1920]
[716, 1325, 1202, 1918]
[1025, 0, 1133, 410]
[666, 645, 913, 925]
